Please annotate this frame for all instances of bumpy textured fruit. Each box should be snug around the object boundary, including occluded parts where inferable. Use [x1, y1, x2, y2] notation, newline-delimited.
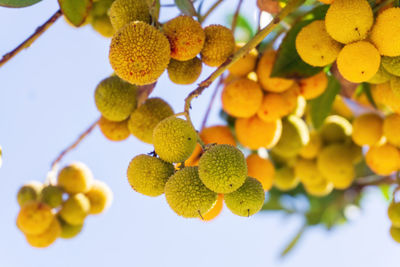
[295, 158, 325, 186]
[388, 202, 400, 228]
[167, 58, 202, 85]
[94, 76, 137, 121]
[325, 0, 373, 44]
[320, 115, 352, 143]
[299, 132, 323, 159]
[127, 154, 174, 197]
[235, 116, 282, 150]
[201, 25, 235, 67]
[366, 143, 400, 175]
[98, 116, 130, 141]
[202, 194, 223, 221]
[58, 217, 84, 239]
[383, 114, 400, 147]
[299, 72, 328, 100]
[17, 181, 43, 207]
[109, 21, 170, 85]
[17, 202, 54, 235]
[108, 0, 150, 31]
[221, 78, 263, 118]
[198, 144, 247, 193]
[337, 41, 381, 83]
[85, 181, 113, 214]
[224, 177, 265, 217]
[382, 56, 400, 76]
[368, 64, 392, 84]
[246, 154, 275, 191]
[40, 185, 64, 208]
[91, 15, 114, 37]
[128, 98, 174, 144]
[371, 8, 400, 56]
[274, 166, 299, 191]
[256, 50, 294, 92]
[390, 226, 400, 243]
[163, 16, 205, 61]
[57, 162, 94, 194]
[228, 44, 258, 76]
[296, 20, 341, 67]
[59, 194, 91, 225]
[25, 218, 61, 248]
[352, 113, 383, 146]
[165, 167, 217, 218]
[153, 117, 197, 163]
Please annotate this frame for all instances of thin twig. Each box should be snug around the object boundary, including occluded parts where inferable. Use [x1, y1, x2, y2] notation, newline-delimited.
[231, 0, 244, 32]
[373, 0, 394, 12]
[0, 9, 62, 68]
[200, 0, 224, 23]
[200, 75, 224, 130]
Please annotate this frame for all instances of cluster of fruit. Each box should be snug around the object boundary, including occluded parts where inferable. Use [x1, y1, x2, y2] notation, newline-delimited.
[16, 162, 112, 248]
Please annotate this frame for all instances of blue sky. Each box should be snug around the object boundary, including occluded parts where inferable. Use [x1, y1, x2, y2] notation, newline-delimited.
[0, 1, 399, 266]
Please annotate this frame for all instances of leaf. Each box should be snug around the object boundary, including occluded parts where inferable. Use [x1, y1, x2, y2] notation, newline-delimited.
[379, 184, 392, 202]
[360, 83, 377, 108]
[309, 75, 341, 129]
[58, 0, 92, 27]
[146, 0, 160, 21]
[234, 14, 255, 39]
[174, 0, 197, 17]
[0, 0, 41, 8]
[280, 225, 306, 258]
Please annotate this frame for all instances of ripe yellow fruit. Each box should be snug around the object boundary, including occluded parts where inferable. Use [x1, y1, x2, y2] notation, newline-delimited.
[167, 58, 202, 85]
[98, 116, 130, 141]
[337, 41, 381, 83]
[128, 98, 174, 144]
[165, 167, 217, 218]
[303, 179, 334, 197]
[221, 78, 263, 118]
[235, 116, 282, 150]
[299, 132, 323, 159]
[91, 15, 114, 37]
[224, 177, 265, 217]
[294, 158, 325, 186]
[94, 76, 137, 122]
[383, 113, 400, 146]
[352, 113, 383, 146]
[368, 64, 392, 84]
[58, 216, 83, 239]
[390, 226, 400, 243]
[40, 185, 64, 208]
[127, 154, 174, 197]
[371, 8, 400, 56]
[57, 162, 94, 194]
[108, 0, 150, 32]
[201, 25, 235, 67]
[298, 72, 328, 100]
[325, 0, 373, 44]
[295, 20, 341, 67]
[17, 181, 43, 207]
[153, 117, 197, 163]
[202, 194, 224, 221]
[256, 50, 294, 92]
[25, 218, 61, 248]
[381, 56, 400, 76]
[85, 180, 113, 214]
[109, 21, 170, 85]
[366, 143, 400, 175]
[274, 166, 299, 191]
[200, 125, 236, 146]
[320, 115, 352, 143]
[163, 15, 205, 61]
[371, 82, 400, 113]
[17, 202, 54, 235]
[59, 194, 91, 225]
[228, 44, 258, 76]
[319, 0, 333, 3]
[198, 144, 247, 193]
[246, 154, 275, 191]
[388, 202, 400, 227]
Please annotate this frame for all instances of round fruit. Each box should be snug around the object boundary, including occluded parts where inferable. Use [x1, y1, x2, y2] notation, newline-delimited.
[98, 116, 130, 141]
[298, 72, 328, 100]
[299, 132, 323, 159]
[201, 25, 235, 67]
[108, 0, 150, 32]
[91, 15, 114, 37]
[303, 179, 333, 197]
[25, 218, 61, 248]
[381, 56, 400, 76]
[352, 113, 383, 146]
[17, 202, 54, 235]
[368, 64, 392, 84]
[17, 181, 43, 207]
[390, 226, 400, 243]
[202, 194, 224, 221]
[366, 143, 400, 175]
[85, 180, 113, 214]
[294, 158, 326, 187]
[320, 115, 352, 143]
[383, 113, 400, 147]
[228, 44, 258, 76]
[58, 216, 84, 239]
[246, 154, 275, 191]
[388, 202, 400, 228]
[199, 125, 236, 146]
[40, 185, 64, 208]
[57, 162, 94, 194]
[59, 194, 91, 225]
[371, 8, 400, 56]
[274, 166, 299, 191]
[167, 58, 202, 85]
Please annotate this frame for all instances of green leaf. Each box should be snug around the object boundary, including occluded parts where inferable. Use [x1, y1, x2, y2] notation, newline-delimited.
[174, 0, 197, 17]
[0, 0, 41, 8]
[146, 0, 160, 21]
[379, 184, 392, 202]
[309, 75, 341, 129]
[58, 0, 92, 27]
[360, 83, 377, 108]
[280, 225, 306, 258]
[231, 14, 255, 39]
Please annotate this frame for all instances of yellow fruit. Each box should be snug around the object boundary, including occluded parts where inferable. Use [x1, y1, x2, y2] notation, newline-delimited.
[85, 181, 113, 214]
[371, 8, 400, 56]
[98, 116, 130, 141]
[58, 216, 83, 239]
[390, 226, 400, 243]
[198, 144, 247, 193]
[388, 202, 400, 227]
[94, 76, 137, 122]
[57, 162, 94, 194]
[201, 25, 235, 67]
[109, 21, 170, 85]
[108, 0, 150, 32]
[91, 0, 114, 17]
[91, 15, 114, 37]
[165, 167, 217, 218]
[299, 132, 323, 159]
[274, 166, 299, 191]
[256, 50, 294, 92]
[127, 154, 174, 197]
[292, 95, 307, 118]
[235, 116, 282, 150]
[17, 181, 43, 207]
[383, 114, 400, 146]
[163, 15, 205, 61]
[325, 0, 373, 44]
[221, 78, 263, 118]
[337, 41, 381, 83]
[319, 0, 333, 3]
[224, 177, 265, 217]
[153, 117, 197, 163]
[128, 98, 174, 144]
[246, 154, 275, 191]
[298, 72, 328, 100]
[40, 185, 64, 208]
[228, 44, 258, 76]
[366, 143, 400, 175]
[381, 56, 400, 76]
[332, 95, 353, 119]
[294, 158, 325, 186]
[59, 194, 91, 225]
[320, 115, 352, 143]
[200, 125, 236, 146]
[25, 218, 61, 248]
[352, 113, 383, 146]
[390, 76, 400, 96]
[17, 202, 54, 235]
[295, 20, 342, 66]
[371, 82, 400, 113]
[368, 63, 392, 84]
[202, 194, 224, 221]
[167, 58, 202, 85]
[303, 179, 334, 197]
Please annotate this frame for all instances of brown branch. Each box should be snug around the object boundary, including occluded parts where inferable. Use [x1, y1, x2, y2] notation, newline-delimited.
[200, 75, 225, 130]
[137, 82, 157, 106]
[231, 0, 244, 32]
[0, 9, 62, 68]
[200, 0, 224, 23]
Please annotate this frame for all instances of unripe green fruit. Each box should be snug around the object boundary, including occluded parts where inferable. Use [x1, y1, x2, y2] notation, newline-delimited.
[85, 180, 113, 214]
[59, 194, 90, 225]
[153, 117, 197, 163]
[58, 216, 84, 239]
[320, 115, 352, 143]
[109, 0, 151, 31]
[167, 58, 202, 85]
[198, 144, 247, 193]
[388, 202, 400, 228]
[165, 167, 217, 218]
[368, 64, 392, 84]
[390, 226, 400, 243]
[274, 166, 299, 191]
[57, 162, 94, 194]
[224, 177, 265, 217]
[40, 185, 64, 208]
[91, 15, 114, 38]
[127, 154, 174, 197]
[94, 76, 137, 122]
[17, 181, 43, 207]
[382, 56, 400, 77]
[91, 0, 114, 17]
[128, 98, 174, 144]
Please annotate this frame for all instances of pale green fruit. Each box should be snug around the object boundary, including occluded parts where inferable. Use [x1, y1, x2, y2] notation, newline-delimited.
[59, 194, 90, 225]
[382, 56, 400, 77]
[108, 0, 151, 31]
[17, 181, 43, 207]
[58, 216, 84, 239]
[320, 115, 352, 143]
[40, 185, 64, 208]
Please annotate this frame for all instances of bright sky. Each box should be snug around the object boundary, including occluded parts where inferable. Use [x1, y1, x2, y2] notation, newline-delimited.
[0, 1, 399, 266]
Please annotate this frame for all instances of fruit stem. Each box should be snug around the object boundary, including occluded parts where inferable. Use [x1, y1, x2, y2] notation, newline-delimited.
[200, 74, 225, 130]
[373, 0, 394, 12]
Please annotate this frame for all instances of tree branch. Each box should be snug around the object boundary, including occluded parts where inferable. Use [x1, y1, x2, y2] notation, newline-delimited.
[200, 75, 224, 130]
[200, 0, 224, 23]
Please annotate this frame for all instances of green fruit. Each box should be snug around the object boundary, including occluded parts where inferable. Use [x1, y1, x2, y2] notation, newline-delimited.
[368, 64, 392, 84]
[388, 202, 400, 228]
[40, 185, 64, 208]
[167, 58, 203, 85]
[59, 194, 90, 225]
[390, 76, 400, 97]
[94, 76, 137, 122]
[382, 56, 400, 77]
[320, 115, 352, 143]
[224, 177, 265, 217]
[17, 181, 43, 207]
[127, 154, 174, 197]
[274, 166, 299, 191]
[91, 14, 114, 38]
[58, 216, 84, 239]
[153, 117, 197, 163]
[165, 167, 217, 218]
[128, 98, 174, 144]
[57, 162, 94, 194]
[198, 144, 247, 193]
[390, 226, 400, 243]
[108, 0, 151, 32]
[91, 0, 114, 17]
